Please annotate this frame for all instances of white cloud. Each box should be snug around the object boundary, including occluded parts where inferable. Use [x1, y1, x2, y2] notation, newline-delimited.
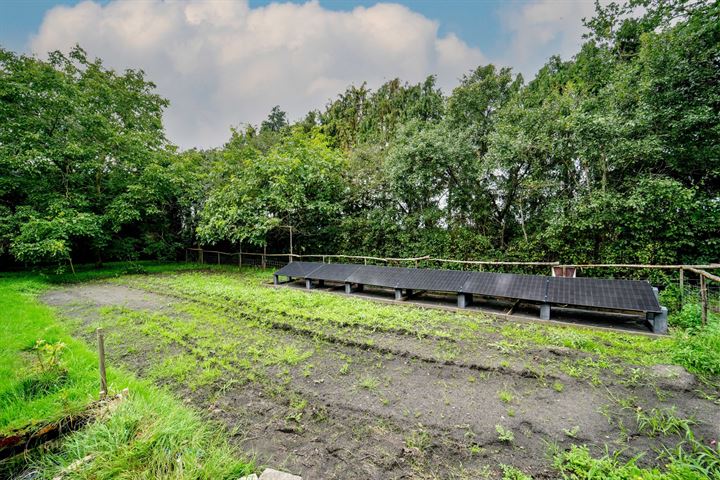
[496, 0, 606, 78]
[31, 0, 486, 149]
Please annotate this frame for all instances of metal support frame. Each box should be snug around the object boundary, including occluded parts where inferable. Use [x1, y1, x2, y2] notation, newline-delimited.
[305, 278, 312, 289]
[344, 283, 352, 294]
[394, 288, 403, 301]
[274, 275, 279, 285]
[540, 304, 551, 320]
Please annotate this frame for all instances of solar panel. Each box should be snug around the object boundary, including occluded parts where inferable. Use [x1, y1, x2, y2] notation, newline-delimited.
[462, 272, 548, 302]
[344, 265, 408, 288]
[306, 263, 362, 282]
[273, 263, 662, 315]
[395, 268, 471, 292]
[547, 277, 661, 313]
[273, 261, 323, 278]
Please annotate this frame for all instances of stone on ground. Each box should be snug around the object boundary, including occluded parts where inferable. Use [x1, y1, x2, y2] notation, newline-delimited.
[258, 468, 302, 480]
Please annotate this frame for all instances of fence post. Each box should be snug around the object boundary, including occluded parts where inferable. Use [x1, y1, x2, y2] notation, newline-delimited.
[679, 267, 684, 308]
[96, 328, 107, 400]
[262, 245, 267, 269]
[700, 274, 708, 326]
[217, 251, 220, 265]
[239, 247, 242, 268]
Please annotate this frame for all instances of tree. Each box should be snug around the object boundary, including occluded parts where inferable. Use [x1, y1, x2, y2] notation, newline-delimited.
[0, 46, 173, 268]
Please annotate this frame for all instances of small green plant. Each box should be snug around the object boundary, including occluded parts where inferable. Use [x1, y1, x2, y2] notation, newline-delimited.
[495, 424, 514, 443]
[552, 381, 564, 392]
[468, 443, 484, 455]
[498, 389, 514, 404]
[500, 464, 532, 480]
[507, 408, 516, 417]
[339, 363, 350, 375]
[32, 339, 66, 373]
[635, 407, 696, 437]
[405, 426, 432, 451]
[358, 376, 380, 391]
[563, 426, 580, 438]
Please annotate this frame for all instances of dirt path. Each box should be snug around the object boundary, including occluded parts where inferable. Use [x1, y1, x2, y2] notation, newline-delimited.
[42, 282, 720, 479]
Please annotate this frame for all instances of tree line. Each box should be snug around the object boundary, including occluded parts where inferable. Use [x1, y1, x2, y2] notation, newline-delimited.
[1, 0, 718, 270]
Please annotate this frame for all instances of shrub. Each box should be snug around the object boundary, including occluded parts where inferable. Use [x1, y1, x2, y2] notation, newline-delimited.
[669, 303, 704, 330]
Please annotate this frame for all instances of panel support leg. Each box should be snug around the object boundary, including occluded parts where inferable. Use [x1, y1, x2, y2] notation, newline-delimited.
[406, 289, 413, 298]
[318, 279, 325, 287]
[357, 284, 364, 292]
[651, 307, 668, 334]
[344, 283, 352, 294]
[305, 278, 312, 289]
[394, 288, 403, 301]
[540, 304, 551, 320]
[274, 275, 279, 285]
[457, 293, 471, 308]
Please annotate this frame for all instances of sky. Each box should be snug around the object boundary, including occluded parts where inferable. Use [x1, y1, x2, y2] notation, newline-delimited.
[0, 0, 601, 149]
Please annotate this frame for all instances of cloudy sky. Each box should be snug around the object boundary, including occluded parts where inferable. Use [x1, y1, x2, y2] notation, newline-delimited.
[1, 0, 600, 149]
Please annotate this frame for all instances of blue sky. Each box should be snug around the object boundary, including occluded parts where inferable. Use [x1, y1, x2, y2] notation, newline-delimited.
[0, 0, 597, 148]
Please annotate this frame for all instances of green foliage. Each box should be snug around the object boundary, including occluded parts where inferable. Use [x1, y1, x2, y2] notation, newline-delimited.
[553, 440, 720, 480]
[197, 128, 345, 249]
[496, 424, 514, 443]
[671, 322, 720, 376]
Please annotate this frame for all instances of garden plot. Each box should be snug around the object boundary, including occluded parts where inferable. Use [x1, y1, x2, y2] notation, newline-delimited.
[42, 270, 720, 479]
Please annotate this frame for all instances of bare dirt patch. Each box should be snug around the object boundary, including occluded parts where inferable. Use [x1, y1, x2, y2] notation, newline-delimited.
[42, 280, 720, 479]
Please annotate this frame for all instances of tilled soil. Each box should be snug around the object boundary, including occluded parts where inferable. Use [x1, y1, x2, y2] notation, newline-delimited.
[42, 282, 720, 479]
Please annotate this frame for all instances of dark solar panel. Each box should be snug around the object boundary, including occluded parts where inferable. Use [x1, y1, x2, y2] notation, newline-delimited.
[306, 263, 362, 282]
[345, 265, 408, 288]
[274, 262, 661, 314]
[274, 261, 323, 278]
[395, 268, 472, 292]
[547, 277, 661, 313]
[462, 272, 548, 302]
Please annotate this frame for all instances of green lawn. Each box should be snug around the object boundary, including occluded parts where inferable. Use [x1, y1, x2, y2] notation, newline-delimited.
[0, 263, 254, 479]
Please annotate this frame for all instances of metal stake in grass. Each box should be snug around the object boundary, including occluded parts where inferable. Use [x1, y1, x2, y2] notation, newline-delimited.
[97, 328, 107, 399]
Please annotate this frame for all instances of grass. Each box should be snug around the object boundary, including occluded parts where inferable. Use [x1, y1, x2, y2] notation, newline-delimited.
[635, 407, 696, 437]
[0, 264, 254, 479]
[553, 440, 720, 480]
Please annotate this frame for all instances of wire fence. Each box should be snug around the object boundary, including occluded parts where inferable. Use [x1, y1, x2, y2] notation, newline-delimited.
[185, 248, 719, 318]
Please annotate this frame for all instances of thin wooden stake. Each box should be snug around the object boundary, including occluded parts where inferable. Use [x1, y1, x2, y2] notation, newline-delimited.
[700, 274, 708, 326]
[679, 267, 684, 308]
[96, 328, 107, 399]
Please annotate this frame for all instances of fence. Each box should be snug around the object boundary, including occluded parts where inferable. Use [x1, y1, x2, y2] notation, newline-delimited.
[185, 248, 719, 317]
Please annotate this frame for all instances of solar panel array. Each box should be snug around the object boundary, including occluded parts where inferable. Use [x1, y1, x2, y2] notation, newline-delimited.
[274, 262, 661, 313]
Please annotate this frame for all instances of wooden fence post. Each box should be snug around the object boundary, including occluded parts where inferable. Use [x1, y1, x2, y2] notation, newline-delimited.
[217, 251, 221, 265]
[679, 267, 684, 308]
[700, 274, 708, 326]
[96, 328, 107, 399]
[199, 248, 204, 264]
[262, 245, 267, 269]
[238, 247, 242, 268]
